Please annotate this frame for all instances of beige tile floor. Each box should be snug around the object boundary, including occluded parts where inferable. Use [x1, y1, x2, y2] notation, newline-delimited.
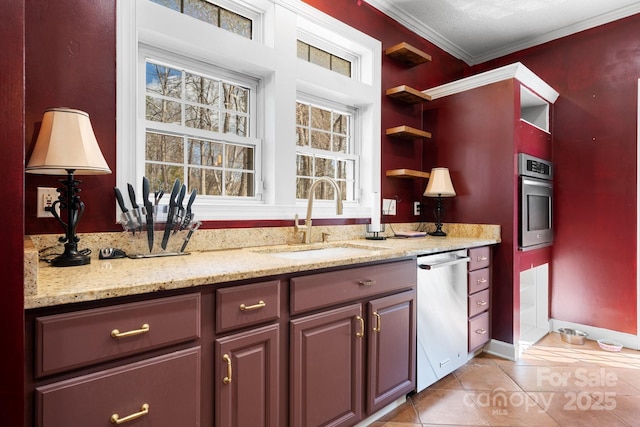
[371, 333, 640, 426]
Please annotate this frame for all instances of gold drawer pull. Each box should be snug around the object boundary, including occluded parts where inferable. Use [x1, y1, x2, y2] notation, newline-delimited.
[355, 316, 365, 338]
[239, 300, 266, 311]
[111, 323, 150, 339]
[372, 312, 381, 333]
[223, 354, 232, 384]
[110, 403, 149, 424]
[475, 328, 487, 335]
[477, 256, 488, 261]
[477, 278, 488, 284]
[358, 279, 376, 287]
[476, 300, 488, 306]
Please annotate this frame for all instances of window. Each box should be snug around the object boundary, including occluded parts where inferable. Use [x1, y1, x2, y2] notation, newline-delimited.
[149, 0, 252, 39]
[144, 59, 258, 198]
[117, 0, 381, 220]
[295, 101, 356, 201]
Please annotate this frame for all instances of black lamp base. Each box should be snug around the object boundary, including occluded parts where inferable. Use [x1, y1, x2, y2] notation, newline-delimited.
[51, 250, 91, 267]
[428, 230, 447, 237]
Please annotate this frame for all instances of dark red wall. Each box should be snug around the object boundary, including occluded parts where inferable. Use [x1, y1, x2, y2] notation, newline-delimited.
[1, 1, 25, 425]
[470, 15, 639, 334]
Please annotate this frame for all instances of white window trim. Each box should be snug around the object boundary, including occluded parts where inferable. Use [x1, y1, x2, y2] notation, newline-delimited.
[117, 0, 381, 221]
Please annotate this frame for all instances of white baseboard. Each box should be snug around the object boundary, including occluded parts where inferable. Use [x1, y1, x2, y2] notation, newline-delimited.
[550, 319, 640, 350]
[354, 395, 406, 427]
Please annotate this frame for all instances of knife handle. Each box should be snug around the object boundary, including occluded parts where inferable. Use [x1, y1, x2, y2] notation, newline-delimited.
[114, 187, 128, 213]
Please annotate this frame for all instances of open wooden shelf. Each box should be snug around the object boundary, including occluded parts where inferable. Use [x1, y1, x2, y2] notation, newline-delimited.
[386, 125, 432, 140]
[385, 42, 432, 67]
[386, 85, 432, 104]
[386, 169, 431, 179]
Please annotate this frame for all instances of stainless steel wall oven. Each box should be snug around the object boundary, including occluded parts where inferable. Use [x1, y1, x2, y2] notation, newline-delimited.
[518, 153, 553, 250]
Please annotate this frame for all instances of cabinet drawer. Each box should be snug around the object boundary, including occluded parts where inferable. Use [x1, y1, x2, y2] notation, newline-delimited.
[468, 289, 490, 318]
[36, 347, 200, 427]
[216, 280, 281, 334]
[468, 246, 490, 271]
[36, 294, 201, 377]
[468, 312, 490, 351]
[291, 260, 416, 315]
[468, 268, 490, 294]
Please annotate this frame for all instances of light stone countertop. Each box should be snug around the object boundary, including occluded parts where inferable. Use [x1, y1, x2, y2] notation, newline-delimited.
[25, 223, 500, 310]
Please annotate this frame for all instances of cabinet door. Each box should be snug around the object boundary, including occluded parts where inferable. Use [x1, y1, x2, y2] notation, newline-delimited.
[368, 289, 416, 413]
[290, 304, 364, 427]
[215, 323, 280, 427]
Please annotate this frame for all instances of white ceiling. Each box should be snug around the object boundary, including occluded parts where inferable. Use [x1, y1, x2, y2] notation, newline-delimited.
[365, 0, 640, 65]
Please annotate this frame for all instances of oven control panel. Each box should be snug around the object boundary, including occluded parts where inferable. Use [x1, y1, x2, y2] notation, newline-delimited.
[518, 153, 552, 180]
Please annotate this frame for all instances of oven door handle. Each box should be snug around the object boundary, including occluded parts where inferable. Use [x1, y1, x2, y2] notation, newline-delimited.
[418, 256, 470, 270]
[522, 177, 552, 188]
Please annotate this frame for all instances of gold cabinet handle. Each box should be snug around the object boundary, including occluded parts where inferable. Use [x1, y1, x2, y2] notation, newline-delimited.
[476, 300, 488, 306]
[239, 300, 266, 311]
[111, 323, 150, 339]
[477, 256, 488, 261]
[222, 354, 232, 384]
[110, 403, 149, 424]
[355, 316, 365, 338]
[477, 278, 488, 284]
[358, 279, 376, 287]
[475, 328, 487, 335]
[372, 312, 381, 333]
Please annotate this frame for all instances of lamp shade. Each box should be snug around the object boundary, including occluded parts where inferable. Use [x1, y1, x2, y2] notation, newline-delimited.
[26, 108, 111, 175]
[424, 167, 456, 197]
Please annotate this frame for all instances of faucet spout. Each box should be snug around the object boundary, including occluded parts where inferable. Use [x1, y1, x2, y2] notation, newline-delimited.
[295, 177, 343, 244]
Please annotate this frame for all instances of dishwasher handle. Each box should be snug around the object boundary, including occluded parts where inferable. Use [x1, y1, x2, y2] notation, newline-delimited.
[418, 256, 471, 270]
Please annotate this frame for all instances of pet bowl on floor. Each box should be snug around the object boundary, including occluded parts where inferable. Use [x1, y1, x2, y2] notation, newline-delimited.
[558, 328, 588, 345]
[597, 339, 623, 352]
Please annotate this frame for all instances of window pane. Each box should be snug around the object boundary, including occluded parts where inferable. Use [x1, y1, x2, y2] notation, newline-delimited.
[297, 41, 310, 61]
[297, 154, 312, 177]
[296, 126, 309, 147]
[146, 63, 182, 98]
[146, 96, 182, 124]
[188, 138, 223, 166]
[309, 46, 330, 69]
[189, 167, 222, 196]
[296, 177, 312, 199]
[225, 144, 254, 169]
[185, 105, 218, 131]
[225, 171, 254, 196]
[149, 0, 180, 11]
[223, 83, 249, 113]
[146, 132, 184, 163]
[296, 102, 309, 125]
[220, 8, 252, 38]
[311, 130, 331, 150]
[184, 0, 219, 26]
[145, 164, 184, 193]
[337, 180, 351, 201]
[333, 135, 347, 153]
[221, 113, 247, 136]
[311, 106, 331, 130]
[315, 157, 335, 178]
[331, 56, 351, 77]
[332, 113, 348, 134]
[185, 73, 219, 105]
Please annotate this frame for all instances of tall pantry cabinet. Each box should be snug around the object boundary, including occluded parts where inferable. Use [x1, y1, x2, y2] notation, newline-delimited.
[422, 63, 559, 359]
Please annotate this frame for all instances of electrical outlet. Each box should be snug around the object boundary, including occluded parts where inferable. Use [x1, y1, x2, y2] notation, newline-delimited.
[382, 198, 396, 215]
[413, 201, 421, 216]
[37, 187, 59, 218]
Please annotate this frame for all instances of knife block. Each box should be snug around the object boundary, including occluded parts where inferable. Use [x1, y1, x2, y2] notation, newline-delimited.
[118, 212, 201, 258]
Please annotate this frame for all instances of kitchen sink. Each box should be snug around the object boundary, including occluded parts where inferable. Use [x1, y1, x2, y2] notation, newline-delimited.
[252, 243, 390, 260]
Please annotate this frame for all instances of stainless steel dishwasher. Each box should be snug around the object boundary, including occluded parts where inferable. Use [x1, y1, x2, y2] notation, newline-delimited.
[416, 249, 470, 392]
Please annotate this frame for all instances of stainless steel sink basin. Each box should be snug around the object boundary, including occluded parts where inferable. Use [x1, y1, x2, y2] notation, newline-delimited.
[252, 243, 390, 260]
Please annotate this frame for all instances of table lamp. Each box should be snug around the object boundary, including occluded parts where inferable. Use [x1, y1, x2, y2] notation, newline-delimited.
[26, 108, 112, 266]
[424, 167, 456, 236]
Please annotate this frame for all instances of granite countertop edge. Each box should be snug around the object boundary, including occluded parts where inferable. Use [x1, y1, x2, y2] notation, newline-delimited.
[25, 234, 499, 310]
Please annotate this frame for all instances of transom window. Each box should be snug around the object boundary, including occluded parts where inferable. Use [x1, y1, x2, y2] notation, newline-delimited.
[144, 60, 258, 197]
[296, 40, 351, 77]
[149, 0, 252, 39]
[295, 101, 356, 201]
